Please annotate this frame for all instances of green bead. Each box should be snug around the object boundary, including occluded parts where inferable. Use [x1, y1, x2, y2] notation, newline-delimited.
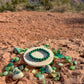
[24, 68, 29, 71]
[52, 67, 56, 70]
[14, 57, 19, 62]
[36, 72, 41, 78]
[3, 71, 8, 76]
[58, 63, 63, 66]
[73, 61, 77, 65]
[7, 63, 13, 67]
[0, 73, 4, 77]
[5, 67, 10, 71]
[70, 66, 75, 70]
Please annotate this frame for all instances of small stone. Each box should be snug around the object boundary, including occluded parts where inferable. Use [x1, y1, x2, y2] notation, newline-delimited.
[70, 66, 75, 70]
[36, 72, 41, 78]
[32, 69, 36, 73]
[56, 50, 60, 54]
[64, 56, 69, 60]
[52, 67, 56, 70]
[10, 66, 14, 70]
[13, 67, 18, 72]
[54, 77, 60, 81]
[13, 68, 24, 80]
[10, 59, 15, 62]
[14, 57, 19, 62]
[18, 65, 24, 71]
[58, 63, 63, 66]
[3, 71, 8, 76]
[49, 73, 57, 78]
[40, 68, 46, 73]
[54, 56, 59, 59]
[0, 73, 4, 77]
[7, 63, 13, 67]
[5, 67, 11, 71]
[73, 61, 77, 65]
[13, 47, 21, 54]
[38, 74, 44, 80]
[52, 70, 55, 73]
[45, 65, 53, 74]
[68, 56, 72, 60]
[24, 68, 29, 71]
[55, 53, 63, 58]
[9, 71, 13, 74]
[65, 59, 72, 63]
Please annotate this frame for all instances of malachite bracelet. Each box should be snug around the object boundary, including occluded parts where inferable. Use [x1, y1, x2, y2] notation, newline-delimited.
[29, 48, 50, 61]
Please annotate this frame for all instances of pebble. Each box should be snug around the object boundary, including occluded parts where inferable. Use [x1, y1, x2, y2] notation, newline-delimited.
[54, 56, 59, 59]
[3, 71, 8, 76]
[45, 65, 53, 74]
[9, 71, 13, 74]
[38, 74, 44, 80]
[70, 66, 75, 70]
[32, 69, 36, 73]
[24, 68, 29, 71]
[58, 63, 63, 66]
[54, 77, 60, 81]
[13, 47, 20, 54]
[18, 65, 24, 71]
[14, 57, 19, 62]
[73, 61, 77, 65]
[5, 67, 11, 71]
[65, 59, 72, 63]
[36, 72, 41, 78]
[55, 54, 63, 58]
[40, 67, 46, 73]
[10, 59, 15, 62]
[56, 50, 60, 54]
[52, 67, 56, 70]
[13, 68, 24, 80]
[64, 56, 69, 60]
[10, 66, 14, 70]
[7, 63, 13, 67]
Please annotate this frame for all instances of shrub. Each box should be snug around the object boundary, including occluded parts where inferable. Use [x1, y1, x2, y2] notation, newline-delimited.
[76, 2, 84, 11]
[39, 0, 52, 10]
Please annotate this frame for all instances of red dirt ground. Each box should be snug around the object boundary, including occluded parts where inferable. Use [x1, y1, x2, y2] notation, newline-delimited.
[0, 11, 84, 84]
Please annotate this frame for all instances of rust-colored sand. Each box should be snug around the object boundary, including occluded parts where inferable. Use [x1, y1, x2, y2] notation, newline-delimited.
[0, 11, 84, 84]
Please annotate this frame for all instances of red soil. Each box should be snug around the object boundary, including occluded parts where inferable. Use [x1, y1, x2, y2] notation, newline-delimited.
[0, 11, 84, 84]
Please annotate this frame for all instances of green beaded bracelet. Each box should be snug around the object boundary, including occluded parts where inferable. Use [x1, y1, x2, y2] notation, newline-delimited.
[29, 48, 50, 61]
